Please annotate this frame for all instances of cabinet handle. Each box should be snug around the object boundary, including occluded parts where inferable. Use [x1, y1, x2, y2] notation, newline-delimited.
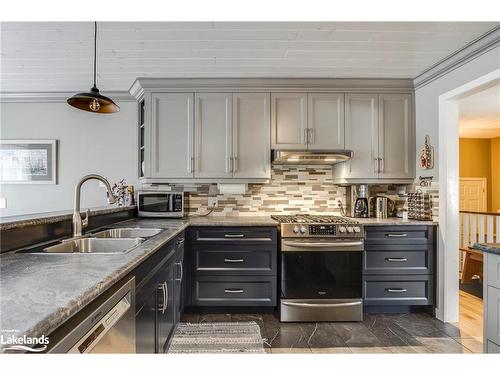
[308, 129, 314, 144]
[374, 158, 379, 173]
[190, 157, 195, 173]
[224, 258, 244, 263]
[158, 282, 168, 314]
[385, 233, 408, 237]
[385, 257, 408, 262]
[233, 156, 238, 173]
[224, 289, 244, 294]
[386, 288, 407, 293]
[175, 261, 183, 282]
[303, 129, 308, 144]
[379, 157, 384, 173]
[224, 233, 245, 238]
[177, 238, 185, 246]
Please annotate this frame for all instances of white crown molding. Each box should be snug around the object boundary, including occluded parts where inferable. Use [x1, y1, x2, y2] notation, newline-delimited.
[414, 26, 500, 90]
[129, 77, 414, 99]
[0, 91, 135, 103]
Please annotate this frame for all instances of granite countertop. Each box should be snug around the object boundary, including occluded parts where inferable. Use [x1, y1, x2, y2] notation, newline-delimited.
[471, 243, 500, 255]
[356, 217, 438, 226]
[188, 215, 278, 226]
[0, 205, 136, 231]
[0, 218, 188, 350]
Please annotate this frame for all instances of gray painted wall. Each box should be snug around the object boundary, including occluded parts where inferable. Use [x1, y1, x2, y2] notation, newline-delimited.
[0, 101, 139, 217]
[415, 45, 500, 180]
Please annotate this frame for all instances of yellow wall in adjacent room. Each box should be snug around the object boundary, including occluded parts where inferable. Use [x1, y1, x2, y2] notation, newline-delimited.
[459, 138, 492, 211]
[491, 137, 500, 212]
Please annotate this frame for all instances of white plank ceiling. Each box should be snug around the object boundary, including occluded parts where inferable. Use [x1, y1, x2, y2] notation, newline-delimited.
[1, 22, 498, 92]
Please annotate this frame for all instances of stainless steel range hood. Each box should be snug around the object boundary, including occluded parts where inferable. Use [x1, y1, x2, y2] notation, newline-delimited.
[271, 150, 353, 165]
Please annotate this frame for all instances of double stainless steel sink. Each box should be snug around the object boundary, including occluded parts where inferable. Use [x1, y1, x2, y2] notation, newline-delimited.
[20, 228, 163, 254]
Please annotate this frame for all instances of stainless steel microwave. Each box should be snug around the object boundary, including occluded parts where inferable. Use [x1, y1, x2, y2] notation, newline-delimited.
[137, 191, 184, 218]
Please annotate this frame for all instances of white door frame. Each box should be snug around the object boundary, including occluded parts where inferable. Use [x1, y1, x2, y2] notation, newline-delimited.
[437, 68, 500, 322]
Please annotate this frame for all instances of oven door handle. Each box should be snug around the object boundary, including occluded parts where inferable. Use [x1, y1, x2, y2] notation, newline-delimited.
[282, 301, 362, 308]
[282, 241, 364, 251]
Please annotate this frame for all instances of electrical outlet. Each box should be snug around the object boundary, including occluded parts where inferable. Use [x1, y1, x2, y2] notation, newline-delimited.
[208, 197, 218, 208]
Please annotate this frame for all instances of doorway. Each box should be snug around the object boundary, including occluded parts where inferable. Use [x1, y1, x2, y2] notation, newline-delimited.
[437, 69, 499, 321]
[438, 70, 499, 353]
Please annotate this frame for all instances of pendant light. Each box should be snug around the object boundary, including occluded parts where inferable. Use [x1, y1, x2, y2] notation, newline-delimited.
[67, 22, 119, 113]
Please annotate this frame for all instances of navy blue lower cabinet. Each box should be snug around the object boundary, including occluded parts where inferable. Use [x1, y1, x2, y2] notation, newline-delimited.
[363, 225, 435, 312]
[363, 275, 433, 306]
[192, 275, 277, 306]
[187, 226, 278, 308]
[132, 232, 185, 353]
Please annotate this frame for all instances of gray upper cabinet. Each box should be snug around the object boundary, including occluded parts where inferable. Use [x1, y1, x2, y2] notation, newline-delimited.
[340, 93, 379, 179]
[194, 93, 233, 178]
[333, 92, 414, 182]
[378, 94, 414, 179]
[232, 93, 271, 179]
[307, 93, 345, 150]
[271, 93, 307, 150]
[150, 93, 194, 179]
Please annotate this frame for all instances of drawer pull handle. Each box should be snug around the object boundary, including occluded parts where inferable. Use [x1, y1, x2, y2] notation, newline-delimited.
[385, 233, 408, 237]
[224, 234, 245, 238]
[224, 289, 244, 294]
[386, 288, 407, 293]
[224, 258, 244, 263]
[385, 257, 408, 262]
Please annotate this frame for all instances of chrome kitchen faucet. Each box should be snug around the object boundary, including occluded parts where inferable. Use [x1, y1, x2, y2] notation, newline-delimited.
[73, 174, 116, 238]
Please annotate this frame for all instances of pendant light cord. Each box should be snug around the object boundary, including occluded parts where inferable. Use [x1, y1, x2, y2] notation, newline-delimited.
[93, 21, 97, 88]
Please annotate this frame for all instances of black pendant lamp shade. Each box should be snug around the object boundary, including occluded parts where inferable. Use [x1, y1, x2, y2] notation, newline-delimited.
[67, 22, 119, 113]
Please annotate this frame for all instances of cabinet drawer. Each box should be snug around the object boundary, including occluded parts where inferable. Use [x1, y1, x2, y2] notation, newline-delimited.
[486, 253, 500, 289]
[364, 249, 431, 275]
[365, 226, 431, 245]
[363, 275, 433, 306]
[193, 245, 276, 275]
[191, 226, 277, 244]
[192, 276, 276, 306]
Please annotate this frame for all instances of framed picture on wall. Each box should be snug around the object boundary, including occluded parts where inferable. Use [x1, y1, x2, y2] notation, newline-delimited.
[0, 140, 57, 184]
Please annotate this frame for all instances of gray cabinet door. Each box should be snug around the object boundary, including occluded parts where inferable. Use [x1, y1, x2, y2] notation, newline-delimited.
[194, 93, 233, 178]
[232, 93, 271, 179]
[307, 93, 345, 150]
[378, 94, 414, 179]
[271, 93, 307, 150]
[486, 286, 500, 347]
[340, 93, 379, 179]
[151, 93, 194, 178]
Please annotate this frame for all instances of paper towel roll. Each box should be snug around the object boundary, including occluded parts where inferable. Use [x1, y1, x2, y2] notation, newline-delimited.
[217, 183, 247, 195]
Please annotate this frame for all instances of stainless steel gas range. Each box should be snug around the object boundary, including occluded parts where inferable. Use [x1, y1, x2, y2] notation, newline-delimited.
[271, 214, 364, 322]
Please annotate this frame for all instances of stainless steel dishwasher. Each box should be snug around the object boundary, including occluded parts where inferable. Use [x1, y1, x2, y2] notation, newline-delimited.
[48, 276, 135, 353]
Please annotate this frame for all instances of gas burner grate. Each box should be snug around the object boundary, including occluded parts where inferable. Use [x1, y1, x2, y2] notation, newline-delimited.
[271, 214, 359, 224]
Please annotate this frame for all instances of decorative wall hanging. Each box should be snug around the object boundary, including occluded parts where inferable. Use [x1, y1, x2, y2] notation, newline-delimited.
[419, 135, 434, 170]
[0, 140, 57, 184]
[419, 176, 433, 187]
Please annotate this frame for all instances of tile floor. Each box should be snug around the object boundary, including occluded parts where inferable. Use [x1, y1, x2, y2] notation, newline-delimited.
[181, 312, 483, 354]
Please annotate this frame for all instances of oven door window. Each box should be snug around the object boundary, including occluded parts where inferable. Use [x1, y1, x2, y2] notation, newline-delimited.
[139, 194, 171, 213]
[281, 251, 362, 299]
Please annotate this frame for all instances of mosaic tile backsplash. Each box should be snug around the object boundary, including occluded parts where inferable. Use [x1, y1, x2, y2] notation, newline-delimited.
[171, 166, 437, 217]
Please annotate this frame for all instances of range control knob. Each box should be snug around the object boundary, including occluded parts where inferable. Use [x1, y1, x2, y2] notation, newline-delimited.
[293, 225, 300, 234]
[338, 226, 347, 233]
[300, 226, 307, 234]
[347, 226, 354, 233]
[353, 226, 361, 233]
